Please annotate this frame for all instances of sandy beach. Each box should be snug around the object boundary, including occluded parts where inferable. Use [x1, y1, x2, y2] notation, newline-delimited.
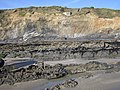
[0, 79, 48, 90]
[1, 58, 120, 90]
[0, 70, 120, 90]
[63, 72, 120, 90]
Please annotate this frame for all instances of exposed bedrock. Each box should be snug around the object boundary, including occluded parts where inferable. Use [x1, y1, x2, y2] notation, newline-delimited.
[1, 40, 120, 60]
[0, 60, 120, 86]
[0, 63, 67, 85]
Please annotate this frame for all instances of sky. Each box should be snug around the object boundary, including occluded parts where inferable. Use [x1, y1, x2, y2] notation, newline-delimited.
[0, 0, 120, 10]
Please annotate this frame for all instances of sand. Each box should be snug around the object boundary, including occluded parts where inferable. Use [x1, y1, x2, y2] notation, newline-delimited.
[1, 58, 120, 90]
[63, 72, 120, 90]
[0, 79, 48, 90]
[4, 57, 120, 66]
[45, 58, 120, 65]
[0, 70, 120, 90]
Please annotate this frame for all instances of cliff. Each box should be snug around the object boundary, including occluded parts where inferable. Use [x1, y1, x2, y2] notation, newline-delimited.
[0, 6, 120, 42]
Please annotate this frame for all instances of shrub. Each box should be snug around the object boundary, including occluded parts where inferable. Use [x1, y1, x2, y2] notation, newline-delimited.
[60, 7, 65, 12]
[19, 11, 26, 17]
[90, 6, 94, 9]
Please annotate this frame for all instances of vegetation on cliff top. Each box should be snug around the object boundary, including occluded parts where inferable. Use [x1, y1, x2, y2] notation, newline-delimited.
[0, 6, 120, 41]
[94, 8, 120, 18]
[1, 6, 120, 18]
[0, 6, 120, 27]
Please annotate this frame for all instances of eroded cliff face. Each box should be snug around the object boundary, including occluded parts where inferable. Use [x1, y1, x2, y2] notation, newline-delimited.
[0, 6, 120, 42]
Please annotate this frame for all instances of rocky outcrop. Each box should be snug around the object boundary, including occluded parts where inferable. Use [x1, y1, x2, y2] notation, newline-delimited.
[65, 61, 111, 74]
[0, 60, 120, 86]
[0, 63, 67, 85]
[49, 79, 78, 90]
[1, 40, 120, 60]
[0, 59, 4, 68]
[84, 61, 109, 71]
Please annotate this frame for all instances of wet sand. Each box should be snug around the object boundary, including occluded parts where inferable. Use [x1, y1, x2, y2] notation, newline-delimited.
[63, 72, 120, 90]
[0, 79, 48, 90]
[4, 58, 32, 65]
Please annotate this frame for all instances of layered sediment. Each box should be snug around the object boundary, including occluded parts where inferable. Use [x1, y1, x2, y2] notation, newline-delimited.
[0, 40, 120, 60]
[0, 6, 120, 41]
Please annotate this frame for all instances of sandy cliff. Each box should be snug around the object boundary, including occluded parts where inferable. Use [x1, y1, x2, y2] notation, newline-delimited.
[0, 6, 120, 41]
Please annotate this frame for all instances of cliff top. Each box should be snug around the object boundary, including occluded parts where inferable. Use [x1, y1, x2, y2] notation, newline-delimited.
[1, 6, 120, 18]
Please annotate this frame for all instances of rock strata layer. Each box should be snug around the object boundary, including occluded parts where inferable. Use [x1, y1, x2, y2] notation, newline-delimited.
[1, 40, 120, 60]
[0, 61, 120, 86]
[0, 6, 120, 41]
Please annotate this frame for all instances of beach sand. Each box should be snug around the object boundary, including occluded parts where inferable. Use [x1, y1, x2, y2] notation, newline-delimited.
[0, 71, 120, 90]
[63, 72, 120, 90]
[0, 79, 48, 90]
[45, 58, 120, 65]
[1, 58, 120, 90]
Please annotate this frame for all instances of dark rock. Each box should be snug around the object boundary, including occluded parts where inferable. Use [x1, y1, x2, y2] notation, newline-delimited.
[63, 79, 78, 88]
[0, 63, 67, 86]
[84, 61, 108, 71]
[50, 85, 61, 90]
[49, 79, 78, 90]
[0, 59, 4, 68]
